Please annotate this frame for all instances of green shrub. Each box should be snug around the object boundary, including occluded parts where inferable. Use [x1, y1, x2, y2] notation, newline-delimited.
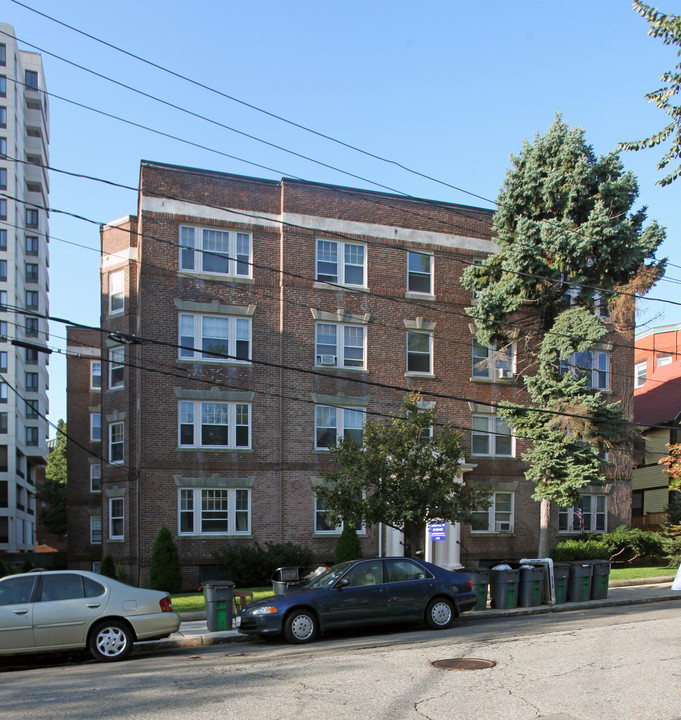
[100, 554, 117, 579]
[213, 542, 313, 587]
[149, 527, 183, 593]
[551, 538, 610, 561]
[335, 524, 363, 563]
[551, 526, 667, 564]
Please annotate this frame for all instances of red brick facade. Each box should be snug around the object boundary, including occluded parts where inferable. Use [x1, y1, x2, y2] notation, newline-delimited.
[67, 162, 634, 589]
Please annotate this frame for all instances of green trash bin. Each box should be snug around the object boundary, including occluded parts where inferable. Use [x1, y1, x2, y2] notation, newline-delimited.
[553, 563, 570, 604]
[589, 560, 611, 600]
[567, 563, 592, 602]
[518, 566, 544, 607]
[490, 567, 519, 609]
[467, 569, 490, 611]
[203, 581, 234, 632]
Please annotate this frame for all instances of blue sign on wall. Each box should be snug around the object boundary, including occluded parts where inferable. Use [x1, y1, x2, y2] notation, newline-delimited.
[429, 523, 446, 541]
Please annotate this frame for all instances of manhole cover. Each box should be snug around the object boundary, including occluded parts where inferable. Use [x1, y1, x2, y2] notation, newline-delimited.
[431, 658, 496, 671]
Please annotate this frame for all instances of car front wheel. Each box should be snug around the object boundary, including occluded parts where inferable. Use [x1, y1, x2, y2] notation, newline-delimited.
[283, 610, 317, 644]
[426, 598, 455, 629]
[89, 620, 134, 662]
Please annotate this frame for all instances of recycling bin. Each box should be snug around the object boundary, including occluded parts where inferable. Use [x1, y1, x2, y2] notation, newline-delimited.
[202, 581, 234, 632]
[553, 563, 571, 604]
[518, 565, 544, 607]
[567, 562, 593, 602]
[467, 568, 490, 611]
[490, 567, 519, 609]
[589, 560, 611, 600]
[272, 566, 305, 595]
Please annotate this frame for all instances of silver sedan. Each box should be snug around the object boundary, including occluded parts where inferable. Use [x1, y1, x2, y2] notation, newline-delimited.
[0, 570, 180, 662]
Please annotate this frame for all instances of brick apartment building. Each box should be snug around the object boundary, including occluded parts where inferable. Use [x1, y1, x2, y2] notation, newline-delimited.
[66, 161, 634, 589]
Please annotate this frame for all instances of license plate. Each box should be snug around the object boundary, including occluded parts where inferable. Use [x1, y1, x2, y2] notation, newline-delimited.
[235, 616, 241, 627]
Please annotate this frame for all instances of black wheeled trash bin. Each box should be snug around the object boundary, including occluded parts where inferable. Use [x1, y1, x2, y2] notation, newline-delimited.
[202, 581, 234, 632]
[567, 562, 593, 602]
[553, 563, 570, 604]
[272, 567, 305, 595]
[518, 565, 544, 607]
[589, 560, 611, 600]
[490, 566, 519, 609]
[467, 568, 490, 611]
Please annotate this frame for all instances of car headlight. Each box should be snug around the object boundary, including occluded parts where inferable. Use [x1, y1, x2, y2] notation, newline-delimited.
[251, 606, 279, 615]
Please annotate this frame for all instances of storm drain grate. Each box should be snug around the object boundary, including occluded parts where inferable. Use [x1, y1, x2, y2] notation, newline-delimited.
[431, 658, 496, 671]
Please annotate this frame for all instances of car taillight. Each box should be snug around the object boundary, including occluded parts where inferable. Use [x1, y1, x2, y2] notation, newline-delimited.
[467, 578, 473, 590]
[160, 596, 173, 613]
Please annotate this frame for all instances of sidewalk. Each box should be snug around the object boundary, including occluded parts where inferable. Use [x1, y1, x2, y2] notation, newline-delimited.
[144, 576, 681, 651]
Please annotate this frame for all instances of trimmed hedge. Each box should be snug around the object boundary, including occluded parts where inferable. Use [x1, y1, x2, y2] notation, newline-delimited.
[213, 542, 313, 588]
[551, 526, 668, 564]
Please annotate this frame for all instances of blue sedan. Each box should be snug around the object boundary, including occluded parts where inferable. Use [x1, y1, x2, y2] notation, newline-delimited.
[236, 557, 476, 643]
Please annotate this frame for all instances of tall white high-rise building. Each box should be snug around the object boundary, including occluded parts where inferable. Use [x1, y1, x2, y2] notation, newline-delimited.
[0, 23, 50, 552]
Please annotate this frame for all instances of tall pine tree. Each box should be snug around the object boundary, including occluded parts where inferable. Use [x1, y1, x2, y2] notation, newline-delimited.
[462, 117, 666, 557]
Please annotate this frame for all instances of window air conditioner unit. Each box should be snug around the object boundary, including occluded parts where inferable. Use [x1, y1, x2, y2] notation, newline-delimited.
[318, 355, 337, 366]
[495, 521, 511, 532]
[497, 368, 514, 380]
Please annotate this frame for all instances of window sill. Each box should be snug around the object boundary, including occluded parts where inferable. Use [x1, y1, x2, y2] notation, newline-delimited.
[177, 359, 252, 367]
[176, 447, 254, 453]
[178, 533, 253, 539]
[405, 292, 435, 301]
[405, 372, 435, 379]
[108, 537, 125, 543]
[313, 281, 369, 294]
[178, 271, 254, 285]
[470, 377, 515, 384]
[314, 366, 368, 375]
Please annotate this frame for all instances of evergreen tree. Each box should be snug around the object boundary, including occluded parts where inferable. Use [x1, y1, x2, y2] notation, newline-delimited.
[334, 523, 363, 564]
[39, 420, 67, 536]
[100, 553, 117, 579]
[315, 393, 488, 557]
[149, 527, 182, 593]
[619, 2, 681, 186]
[462, 117, 666, 557]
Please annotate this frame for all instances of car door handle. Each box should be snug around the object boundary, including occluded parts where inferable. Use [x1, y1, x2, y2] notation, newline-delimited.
[12, 609, 28, 615]
[86, 603, 101, 609]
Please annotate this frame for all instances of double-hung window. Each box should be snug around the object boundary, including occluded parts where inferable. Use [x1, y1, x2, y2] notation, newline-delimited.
[315, 405, 364, 450]
[179, 313, 251, 363]
[179, 226, 251, 277]
[316, 239, 366, 287]
[407, 251, 433, 294]
[90, 361, 102, 389]
[471, 492, 514, 532]
[471, 414, 514, 457]
[558, 495, 606, 534]
[109, 498, 124, 539]
[90, 464, 101, 493]
[315, 322, 365, 369]
[90, 516, 102, 544]
[109, 271, 124, 314]
[25, 427, 38, 446]
[472, 339, 514, 380]
[109, 346, 124, 388]
[90, 413, 101, 442]
[178, 400, 250, 449]
[635, 360, 647, 389]
[314, 495, 364, 534]
[109, 421, 124, 464]
[25, 290, 39, 310]
[560, 350, 610, 390]
[25, 399, 38, 418]
[25, 372, 38, 391]
[406, 331, 432, 374]
[178, 487, 251, 535]
[25, 208, 38, 228]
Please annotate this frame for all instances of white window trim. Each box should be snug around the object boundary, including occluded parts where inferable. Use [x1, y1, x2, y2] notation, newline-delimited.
[561, 350, 610, 391]
[109, 421, 124, 464]
[314, 405, 365, 451]
[90, 413, 101, 443]
[178, 487, 251, 536]
[109, 271, 125, 315]
[657, 353, 673, 368]
[314, 495, 365, 535]
[90, 516, 102, 545]
[109, 346, 124, 389]
[471, 414, 515, 457]
[315, 322, 366, 369]
[472, 339, 515, 380]
[471, 492, 514, 533]
[90, 360, 102, 390]
[178, 400, 251, 450]
[179, 313, 252, 364]
[179, 225, 252, 278]
[109, 498, 124, 539]
[90, 463, 101, 493]
[315, 239, 367, 288]
[406, 330, 433, 376]
[558, 494, 607, 534]
[406, 250, 434, 296]
[634, 360, 647, 389]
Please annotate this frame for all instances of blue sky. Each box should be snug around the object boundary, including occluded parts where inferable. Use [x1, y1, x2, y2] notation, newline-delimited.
[4, 0, 680, 433]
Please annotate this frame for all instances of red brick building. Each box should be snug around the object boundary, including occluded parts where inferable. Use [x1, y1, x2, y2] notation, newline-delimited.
[66, 162, 634, 588]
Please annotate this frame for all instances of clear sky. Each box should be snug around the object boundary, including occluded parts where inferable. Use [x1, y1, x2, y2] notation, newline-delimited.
[3, 0, 680, 435]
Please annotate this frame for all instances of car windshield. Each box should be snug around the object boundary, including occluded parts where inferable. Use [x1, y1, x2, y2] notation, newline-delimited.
[304, 561, 355, 589]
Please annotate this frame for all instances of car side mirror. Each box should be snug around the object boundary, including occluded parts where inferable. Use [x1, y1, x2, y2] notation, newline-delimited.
[333, 577, 350, 590]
